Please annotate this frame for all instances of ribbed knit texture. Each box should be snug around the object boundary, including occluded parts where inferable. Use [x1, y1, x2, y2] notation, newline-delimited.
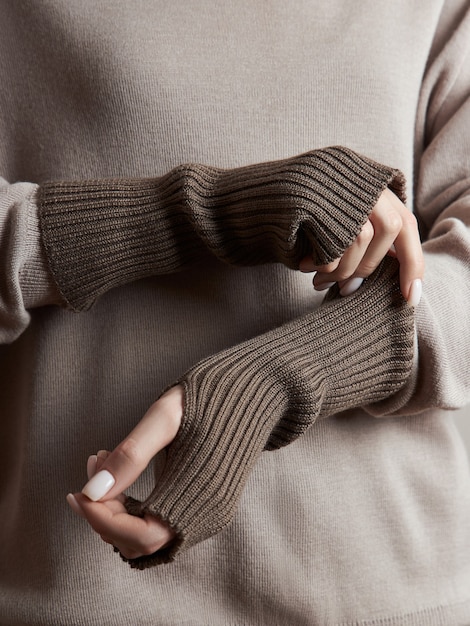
[37, 146, 405, 311]
[121, 257, 415, 568]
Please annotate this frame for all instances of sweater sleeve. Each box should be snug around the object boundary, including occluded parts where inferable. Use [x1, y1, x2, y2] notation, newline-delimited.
[0, 178, 63, 344]
[37, 146, 405, 311]
[120, 257, 415, 568]
[366, 4, 470, 416]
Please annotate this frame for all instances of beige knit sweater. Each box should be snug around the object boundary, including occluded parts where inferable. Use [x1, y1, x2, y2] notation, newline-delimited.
[1, 1, 470, 624]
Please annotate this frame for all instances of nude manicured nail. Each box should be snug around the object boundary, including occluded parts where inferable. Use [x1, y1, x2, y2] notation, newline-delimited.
[82, 470, 115, 501]
[66, 493, 86, 519]
[408, 279, 422, 307]
[340, 277, 364, 297]
[86, 455, 98, 480]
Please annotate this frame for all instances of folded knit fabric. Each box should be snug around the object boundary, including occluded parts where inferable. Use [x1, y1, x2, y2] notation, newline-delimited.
[121, 257, 415, 569]
[37, 147, 405, 311]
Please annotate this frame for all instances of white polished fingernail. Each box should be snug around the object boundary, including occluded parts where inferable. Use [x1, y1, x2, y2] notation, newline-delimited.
[340, 277, 364, 297]
[86, 455, 98, 480]
[314, 281, 335, 291]
[82, 470, 115, 501]
[66, 493, 86, 519]
[408, 279, 422, 307]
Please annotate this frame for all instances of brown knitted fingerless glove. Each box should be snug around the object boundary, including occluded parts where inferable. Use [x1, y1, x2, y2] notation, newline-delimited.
[121, 257, 414, 569]
[37, 147, 405, 311]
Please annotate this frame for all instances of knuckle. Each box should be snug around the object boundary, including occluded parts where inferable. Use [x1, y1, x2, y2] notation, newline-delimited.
[115, 438, 143, 468]
[357, 260, 378, 277]
[333, 268, 353, 282]
[380, 212, 402, 235]
[402, 210, 419, 230]
[316, 258, 340, 273]
[373, 187, 393, 211]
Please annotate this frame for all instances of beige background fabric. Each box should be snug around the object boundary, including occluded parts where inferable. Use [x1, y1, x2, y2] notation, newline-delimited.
[1, 2, 470, 624]
[455, 406, 470, 457]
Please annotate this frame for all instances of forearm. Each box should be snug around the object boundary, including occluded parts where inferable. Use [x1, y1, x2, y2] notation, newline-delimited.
[123, 257, 415, 567]
[37, 147, 405, 311]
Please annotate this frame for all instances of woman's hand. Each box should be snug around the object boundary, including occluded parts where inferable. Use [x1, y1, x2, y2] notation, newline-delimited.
[299, 188, 424, 306]
[66, 386, 184, 560]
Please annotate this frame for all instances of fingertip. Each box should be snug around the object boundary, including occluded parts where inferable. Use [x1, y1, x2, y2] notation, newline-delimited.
[82, 469, 115, 502]
[86, 454, 98, 480]
[96, 450, 111, 473]
[407, 278, 422, 307]
[339, 276, 364, 297]
[66, 493, 87, 519]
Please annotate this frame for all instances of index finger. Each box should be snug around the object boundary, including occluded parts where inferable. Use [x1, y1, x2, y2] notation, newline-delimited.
[82, 386, 184, 502]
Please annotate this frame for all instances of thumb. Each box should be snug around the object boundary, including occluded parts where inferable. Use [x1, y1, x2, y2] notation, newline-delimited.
[81, 386, 184, 502]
